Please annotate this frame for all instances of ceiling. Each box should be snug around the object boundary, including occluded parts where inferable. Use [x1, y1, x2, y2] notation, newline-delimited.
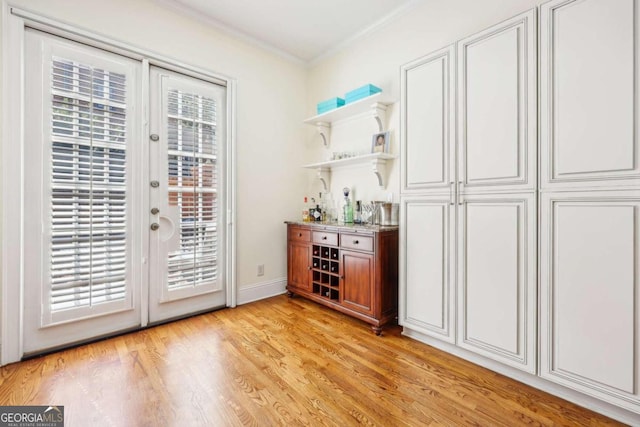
[161, 0, 417, 63]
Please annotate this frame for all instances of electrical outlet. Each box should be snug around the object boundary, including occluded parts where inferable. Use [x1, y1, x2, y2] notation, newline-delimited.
[257, 264, 264, 276]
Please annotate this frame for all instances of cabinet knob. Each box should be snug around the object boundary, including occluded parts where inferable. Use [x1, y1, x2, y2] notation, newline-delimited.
[308, 266, 312, 270]
[298, 233, 302, 237]
[353, 240, 359, 244]
[322, 236, 327, 240]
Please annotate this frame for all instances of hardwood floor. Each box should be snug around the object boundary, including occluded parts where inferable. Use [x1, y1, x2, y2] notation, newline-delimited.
[0, 295, 625, 426]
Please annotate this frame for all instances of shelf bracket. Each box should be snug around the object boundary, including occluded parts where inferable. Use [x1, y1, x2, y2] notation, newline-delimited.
[316, 167, 331, 191]
[315, 122, 331, 146]
[371, 158, 388, 188]
[371, 102, 387, 132]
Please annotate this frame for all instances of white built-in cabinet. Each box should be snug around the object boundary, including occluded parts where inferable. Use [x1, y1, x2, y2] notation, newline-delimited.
[401, 0, 640, 419]
[401, 195, 456, 343]
[456, 10, 537, 373]
[538, 0, 640, 414]
[457, 192, 536, 373]
[540, 190, 640, 413]
[401, 45, 455, 194]
[539, 0, 640, 190]
[457, 11, 537, 194]
[400, 45, 457, 343]
[400, 9, 537, 373]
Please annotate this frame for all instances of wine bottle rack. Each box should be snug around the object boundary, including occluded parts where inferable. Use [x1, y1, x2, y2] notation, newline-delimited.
[311, 244, 340, 301]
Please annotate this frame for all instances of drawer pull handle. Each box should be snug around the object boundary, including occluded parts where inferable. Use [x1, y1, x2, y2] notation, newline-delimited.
[322, 236, 327, 240]
[353, 240, 359, 244]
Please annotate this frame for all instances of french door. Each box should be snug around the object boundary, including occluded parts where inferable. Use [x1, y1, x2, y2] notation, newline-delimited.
[22, 30, 226, 354]
[148, 67, 226, 323]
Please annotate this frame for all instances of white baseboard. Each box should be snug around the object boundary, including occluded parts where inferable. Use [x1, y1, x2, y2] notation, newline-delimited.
[237, 277, 287, 305]
[402, 328, 640, 426]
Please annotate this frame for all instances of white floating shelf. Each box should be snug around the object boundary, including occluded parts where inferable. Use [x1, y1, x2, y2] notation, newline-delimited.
[303, 152, 397, 169]
[304, 93, 390, 125]
[304, 93, 394, 147]
[303, 153, 397, 190]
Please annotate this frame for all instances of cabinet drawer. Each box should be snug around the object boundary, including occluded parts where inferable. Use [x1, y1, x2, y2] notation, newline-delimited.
[289, 227, 310, 242]
[312, 231, 338, 246]
[340, 234, 374, 252]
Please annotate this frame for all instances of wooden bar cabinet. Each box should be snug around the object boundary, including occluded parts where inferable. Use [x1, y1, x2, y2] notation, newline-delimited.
[286, 222, 398, 335]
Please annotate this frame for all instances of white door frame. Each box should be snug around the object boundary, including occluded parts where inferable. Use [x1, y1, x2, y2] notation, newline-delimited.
[0, 4, 237, 365]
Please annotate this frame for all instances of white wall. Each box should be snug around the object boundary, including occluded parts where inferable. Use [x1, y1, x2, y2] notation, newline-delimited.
[0, 0, 309, 303]
[305, 0, 547, 203]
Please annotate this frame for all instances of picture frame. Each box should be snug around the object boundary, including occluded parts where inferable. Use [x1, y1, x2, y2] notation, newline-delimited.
[371, 131, 390, 154]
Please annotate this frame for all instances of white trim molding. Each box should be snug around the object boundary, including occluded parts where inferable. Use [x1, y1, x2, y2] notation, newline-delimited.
[1, 0, 25, 365]
[237, 278, 287, 306]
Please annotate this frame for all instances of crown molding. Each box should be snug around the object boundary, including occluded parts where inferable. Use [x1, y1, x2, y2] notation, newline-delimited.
[152, 0, 308, 66]
[308, 0, 421, 66]
[153, 0, 420, 68]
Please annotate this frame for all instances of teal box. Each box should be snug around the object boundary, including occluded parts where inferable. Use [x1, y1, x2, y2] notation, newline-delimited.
[317, 97, 345, 115]
[345, 84, 382, 104]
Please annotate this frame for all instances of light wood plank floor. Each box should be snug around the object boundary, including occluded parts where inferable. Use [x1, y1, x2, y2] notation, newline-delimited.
[0, 295, 625, 426]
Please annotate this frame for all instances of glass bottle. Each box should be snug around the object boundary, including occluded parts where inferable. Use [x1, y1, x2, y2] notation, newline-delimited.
[319, 192, 327, 222]
[309, 197, 316, 222]
[343, 187, 354, 224]
[302, 196, 309, 222]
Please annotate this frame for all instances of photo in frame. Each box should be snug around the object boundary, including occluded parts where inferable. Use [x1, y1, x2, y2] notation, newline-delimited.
[371, 131, 390, 153]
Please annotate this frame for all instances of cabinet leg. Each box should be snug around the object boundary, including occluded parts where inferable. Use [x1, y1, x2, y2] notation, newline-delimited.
[371, 326, 382, 336]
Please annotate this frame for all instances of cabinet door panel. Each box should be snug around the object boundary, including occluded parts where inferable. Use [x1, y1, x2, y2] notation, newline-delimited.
[400, 196, 455, 343]
[457, 193, 536, 373]
[288, 241, 311, 292]
[540, 190, 640, 407]
[341, 250, 374, 316]
[540, 0, 640, 188]
[458, 9, 536, 192]
[401, 45, 455, 194]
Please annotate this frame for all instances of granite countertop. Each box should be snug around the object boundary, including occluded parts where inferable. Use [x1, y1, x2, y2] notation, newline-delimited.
[284, 220, 399, 232]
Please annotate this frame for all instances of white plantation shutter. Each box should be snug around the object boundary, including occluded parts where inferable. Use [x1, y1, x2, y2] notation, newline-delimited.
[47, 57, 130, 318]
[166, 89, 219, 291]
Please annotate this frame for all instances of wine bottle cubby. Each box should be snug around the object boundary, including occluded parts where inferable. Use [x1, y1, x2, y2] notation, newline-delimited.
[311, 244, 340, 301]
